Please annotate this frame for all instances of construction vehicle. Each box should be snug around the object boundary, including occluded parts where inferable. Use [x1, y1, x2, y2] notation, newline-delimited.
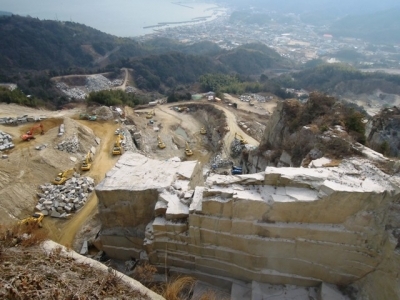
[112, 135, 123, 155]
[21, 123, 44, 141]
[235, 132, 248, 145]
[145, 110, 155, 119]
[200, 127, 207, 135]
[19, 212, 45, 228]
[52, 168, 75, 185]
[80, 113, 97, 121]
[157, 135, 166, 149]
[81, 151, 93, 171]
[185, 141, 193, 156]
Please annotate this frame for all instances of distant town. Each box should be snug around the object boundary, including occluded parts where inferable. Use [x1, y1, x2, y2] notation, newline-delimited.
[137, 11, 400, 69]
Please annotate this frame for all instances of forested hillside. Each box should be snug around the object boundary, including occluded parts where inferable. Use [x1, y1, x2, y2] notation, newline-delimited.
[276, 64, 400, 95]
[0, 15, 145, 71]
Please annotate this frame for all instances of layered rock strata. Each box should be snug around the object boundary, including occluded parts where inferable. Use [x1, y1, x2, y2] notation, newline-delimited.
[95, 152, 400, 297]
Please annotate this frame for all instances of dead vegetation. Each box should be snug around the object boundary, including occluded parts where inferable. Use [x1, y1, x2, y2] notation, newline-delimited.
[0, 223, 150, 299]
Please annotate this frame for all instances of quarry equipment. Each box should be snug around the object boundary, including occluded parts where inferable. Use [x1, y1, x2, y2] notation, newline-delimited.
[185, 141, 193, 156]
[112, 135, 123, 155]
[157, 135, 166, 149]
[232, 165, 243, 175]
[145, 110, 155, 119]
[235, 132, 248, 144]
[19, 212, 44, 228]
[21, 123, 44, 141]
[81, 151, 93, 171]
[52, 168, 75, 185]
[80, 113, 97, 121]
[200, 127, 207, 135]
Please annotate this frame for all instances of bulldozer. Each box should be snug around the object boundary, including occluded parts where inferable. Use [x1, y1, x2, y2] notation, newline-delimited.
[80, 113, 97, 121]
[19, 212, 45, 228]
[157, 135, 166, 149]
[81, 151, 93, 171]
[185, 141, 193, 156]
[145, 109, 155, 119]
[52, 168, 75, 185]
[112, 135, 123, 155]
[200, 127, 207, 135]
[21, 123, 44, 141]
[235, 132, 248, 145]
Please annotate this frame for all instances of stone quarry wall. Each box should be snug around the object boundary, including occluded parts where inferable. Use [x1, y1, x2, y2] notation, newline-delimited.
[95, 154, 400, 297]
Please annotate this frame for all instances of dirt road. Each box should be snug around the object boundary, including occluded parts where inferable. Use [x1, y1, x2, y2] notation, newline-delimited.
[156, 101, 260, 154]
[55, 121, 120, 247]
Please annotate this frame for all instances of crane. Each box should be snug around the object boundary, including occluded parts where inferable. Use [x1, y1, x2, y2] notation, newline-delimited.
[185, 141, 193, 156]
[52, 168, 75, 185]
[157, 135, 166, 149]
[200, 127, 207, 135]
[81, 151, 93, 171]
[21, 123, 44, 141]
[146, 109, 155, 119]
[112, 135, 123, 155]
[235, 132, 248, 144]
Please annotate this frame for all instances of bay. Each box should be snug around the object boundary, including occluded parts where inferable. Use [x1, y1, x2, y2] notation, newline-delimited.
[0, 0, 223, 37]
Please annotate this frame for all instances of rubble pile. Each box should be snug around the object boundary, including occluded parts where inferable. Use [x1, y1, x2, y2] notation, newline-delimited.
[86, 75, 111, 92]
[36, 174, 95, 218]
[230, 138, 244, 158]
[125, 86, 137, 93]
[56, 82, 86, 100]
[0, 131, 14, 151]
[56, 134, 80, 153]
[211, 154, 232, 169]
[110, 79, 123, 86]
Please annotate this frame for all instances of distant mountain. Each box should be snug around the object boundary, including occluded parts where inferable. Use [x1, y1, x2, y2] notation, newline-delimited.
[121, 43, 292, 91]
[0, 11, 12, 16]
[328, 8, 400, 44]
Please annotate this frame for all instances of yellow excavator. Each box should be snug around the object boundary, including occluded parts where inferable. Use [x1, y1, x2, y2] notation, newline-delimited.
[146, 109, 155, 119]
[52, 168, 75, 185]
[112, 135, 123, 155]
[19, 212, 45, 228]
[157, 135, 166, 149]
[81, 151, 93, 171]
[200, 127, 207, 135]
[235, 132, 248, 144]
[185, 142, 193, 156]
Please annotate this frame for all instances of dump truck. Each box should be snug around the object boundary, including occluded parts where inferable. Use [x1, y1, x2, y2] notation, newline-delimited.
[21, 123, 44, 141]
[157, 135, 166, 149]
[200, 127, 207, 135]
[185, 141, 193, 156]
[52, 168, 75, 185]
[112, 135, 123, 155]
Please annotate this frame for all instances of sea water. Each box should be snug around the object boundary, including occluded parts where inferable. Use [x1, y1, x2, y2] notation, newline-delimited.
[0, 0, 223, 37]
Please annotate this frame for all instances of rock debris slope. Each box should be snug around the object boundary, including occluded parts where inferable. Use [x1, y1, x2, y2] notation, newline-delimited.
[95, 152, 400, 298]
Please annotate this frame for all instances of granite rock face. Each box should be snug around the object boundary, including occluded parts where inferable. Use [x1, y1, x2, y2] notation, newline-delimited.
[95, 153, 400, 298]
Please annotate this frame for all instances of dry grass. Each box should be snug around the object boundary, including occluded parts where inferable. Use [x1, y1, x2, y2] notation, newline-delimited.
[153, 276, 196, 300]
[0, 222, 48, 248]
[323, 159, 342, 167]
[133, 262, 158, 286]
[0, 222, 151, 300]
